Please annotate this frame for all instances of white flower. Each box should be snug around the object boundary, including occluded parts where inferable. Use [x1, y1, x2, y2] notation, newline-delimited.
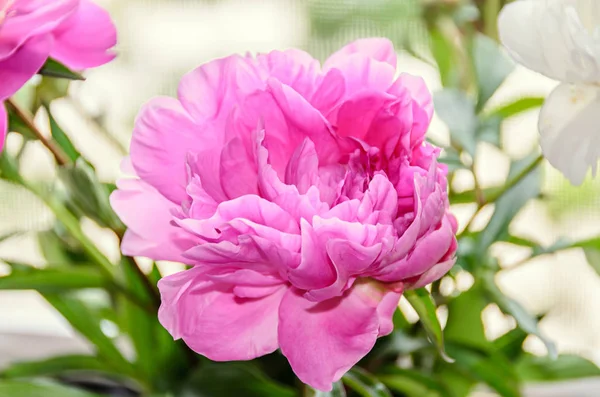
[498, 0, 600, 185]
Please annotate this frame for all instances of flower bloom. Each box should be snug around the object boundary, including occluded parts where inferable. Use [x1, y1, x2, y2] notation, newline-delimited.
[0, 0, 117, 149]
[111, 38, 457, 391]
[499, 0, 600, 185]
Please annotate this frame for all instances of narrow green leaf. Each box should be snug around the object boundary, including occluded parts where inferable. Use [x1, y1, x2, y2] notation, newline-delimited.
[515, 354, 600, 382]
[476, 115, 502, 147]
[404, 289, 451, 361]
[2, 355, 110, 379]
[0, 268, 106, 292]
[493, 328, 528, 361]
[430, 29, 456, 87]
[483, 273, 557, 359]
[342, 367, 392, 397]
[38, 58, 85, 81]
[471, 33, 515, 110]
[438, 147, 466, 172]
[434, 90, 478, 156]
[488, 97, 545, 119]
[43, 293, 132, 375]
[447, 343, 520, 397]
[583, 248, 600, 276]
[0, 380, 101, 397]
[44, 104, 80, 162]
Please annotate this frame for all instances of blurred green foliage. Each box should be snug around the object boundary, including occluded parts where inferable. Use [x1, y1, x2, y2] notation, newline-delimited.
[2, 1, 600, 397]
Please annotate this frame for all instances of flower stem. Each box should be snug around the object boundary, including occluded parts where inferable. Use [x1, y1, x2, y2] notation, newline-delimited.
[483, 0, 501, 40]
[6, 98, 70, 166]
[484, 154, 544, 204]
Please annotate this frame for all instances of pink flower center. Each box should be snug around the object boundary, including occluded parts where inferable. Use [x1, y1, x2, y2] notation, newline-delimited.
[0, 0, 15, 26]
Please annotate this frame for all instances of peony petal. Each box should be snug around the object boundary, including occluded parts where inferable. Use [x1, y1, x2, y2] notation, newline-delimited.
[324, 38, 397, 70]
[498, 0, 600, 83]
[130, 97, 208, 203]
[394, 73, 434, 122]
[538, 83, 600, 185]
[278, 285, 399, 391]
[0, 35, 52, 100]
[50, 0, 117, 69]
[0, 104, 6, 150]
[158, 267, 286, 361]
[0, 0, 77, 60]
[255, 49, 320, 98]
[219, 136, 258, 199]
[110, 178, 196, 262]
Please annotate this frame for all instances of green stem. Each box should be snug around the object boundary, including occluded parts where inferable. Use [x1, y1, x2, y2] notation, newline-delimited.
[484, 154, 544, 203]
[122, 256, 161, 308]
[483, 0, 501, 40]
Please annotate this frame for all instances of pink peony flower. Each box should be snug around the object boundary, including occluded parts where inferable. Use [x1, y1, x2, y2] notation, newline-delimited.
[0, 0, 117, 149]
[111, 38, 457, 391]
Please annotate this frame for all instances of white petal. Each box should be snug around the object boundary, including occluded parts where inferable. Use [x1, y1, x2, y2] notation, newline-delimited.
[498, 0, 600, 83]
[538, 83, 600, 185]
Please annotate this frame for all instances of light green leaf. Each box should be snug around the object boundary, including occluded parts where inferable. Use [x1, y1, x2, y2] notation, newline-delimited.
[483, 272, 557, 359]
[471, 33, 515, 110]
[2, 355, 111, 379]
[444, 285, 488, 350]
[434, 90, 478, 155]
[0, 268, 106, 292]
[476, 115, 502, 147]
[515, 354, 600, 382]
[38, 58, 85, 81]
[342, 367, 392, 397]
[0, 380, 101, 397]
[583, 248, 600, 276]
[487, 97, 545, 119]
[404, 289, 451, 361]
[43, 293, 132, 375]
[378, 367, 444, 397]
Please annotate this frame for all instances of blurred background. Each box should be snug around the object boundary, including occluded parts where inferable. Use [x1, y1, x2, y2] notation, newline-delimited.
[2, 0, 600, 396]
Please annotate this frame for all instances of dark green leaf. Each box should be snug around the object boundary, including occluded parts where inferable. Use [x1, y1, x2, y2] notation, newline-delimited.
[44, 104, 80, 162]
[378, 367, 444, 397]
[43, 293, 132, 375]
[483, 272, 556, 359]
[471, 33, 515, 110]
[437, 364, 474, 397]
[0, 380, 101, 397]
[444, 285, 488, 350]
[2, 355, 110, 379]
[515, 354, 600, 382]
[404, 289, 451, 361]
[0, 151, 23, 183]
[342, 367, 391, 397]
[439, 148, 466, 172]
[488, 97, 545, 119]
[493, 327, 528, 361]
[38, 58, 85, 81]
[477, 152, 542, 253]
[434, 90, 478, 155]
[0, 268, 106, 292]
[447, 343, 520, 397]
[179, 362, 295, 397]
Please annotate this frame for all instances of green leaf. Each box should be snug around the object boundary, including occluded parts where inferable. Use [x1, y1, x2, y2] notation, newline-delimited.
[44, 104, 80, 162]
[434, 90, 478, 155]
[483, 272, 557, 359]
[493, 328, 528, 361]
[308, 381, 347, 397]
[378, 367, 444, 397]
[342, 367, 392, 397]
[583, 248, 600, 276]
[404, 288, 451, 361]
[0, 151, 23, 183]
[2, 355, 111, 379]
[477, 152, 542, 253]
[444, 285, 488, 350]
[179, 362, 296, 397]
[438, 148, 466, 172]
[515, 354, 600, 382]
[487, 97, 545, 119]
[38, 58, 85, 81]
[0, 380, 101, 397]
[471, 33, 515, 110]
[476, 115, 502, 147]
[0, 268, 106, 292]
[58, 159, 124, 231]
[43, 293, 132, 375]
[430, 29, 456, 87]
[446, 343, 520, 397]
